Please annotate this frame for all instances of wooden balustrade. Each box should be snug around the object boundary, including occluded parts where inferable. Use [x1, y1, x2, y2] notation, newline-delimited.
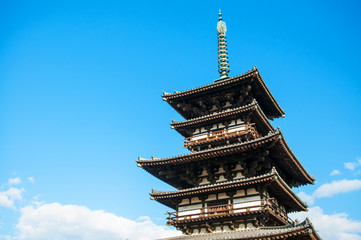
[184, 124, 260, 148]
[166, 198, 290, 224]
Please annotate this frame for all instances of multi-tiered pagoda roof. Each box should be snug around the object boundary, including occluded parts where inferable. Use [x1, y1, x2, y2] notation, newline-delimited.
[137, 11, 320, 240]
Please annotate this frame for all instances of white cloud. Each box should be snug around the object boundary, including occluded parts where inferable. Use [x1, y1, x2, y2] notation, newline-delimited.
[30, 194, 44, 207]
[345, 162, 358, 171]
[290, 206, 361, 240]
[344, 158, 361, 171]
[8, 177, 21, 185]
[313, 179, 361, 198]
[28, 177, 35, 184]
[330, 169, 341, 176]
[16, 203, 180, 240]
[297, 179, 361, 205]
[297, 192, 315, 205]
[0, 187, 24, 208]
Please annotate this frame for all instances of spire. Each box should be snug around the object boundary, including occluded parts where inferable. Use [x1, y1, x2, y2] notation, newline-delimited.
[217, 10, 230, 80]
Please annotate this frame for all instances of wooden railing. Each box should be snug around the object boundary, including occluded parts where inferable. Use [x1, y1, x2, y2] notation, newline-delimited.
[184, 124, 260, 148]
[166, 198, 290, 224]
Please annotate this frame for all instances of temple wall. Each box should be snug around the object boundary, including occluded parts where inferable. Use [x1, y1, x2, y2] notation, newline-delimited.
[176, 188, 262, 218]
[192, 118, 245, 137]
[174, 187, 273, 234]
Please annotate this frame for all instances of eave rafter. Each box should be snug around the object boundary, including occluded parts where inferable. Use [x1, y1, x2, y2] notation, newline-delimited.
[151, 168, 308, 212]
[162, 67, 285, 120]
[137, 131, 279, 166]
[171, 99, 274, 138]
[137, 129, 314, 186]
[171, 100, 258, 129]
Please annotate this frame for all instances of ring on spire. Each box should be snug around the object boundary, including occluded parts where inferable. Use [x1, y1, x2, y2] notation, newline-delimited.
[217, 10, 230, 80]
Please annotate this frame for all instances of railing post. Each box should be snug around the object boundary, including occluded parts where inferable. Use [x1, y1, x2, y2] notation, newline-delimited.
[166, 199, 291, 224]
[166, 211, 172, 225]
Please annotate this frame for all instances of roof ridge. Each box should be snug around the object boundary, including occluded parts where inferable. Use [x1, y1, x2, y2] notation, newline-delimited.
[158, 218, 316, 240]
[260, 218, 311, 230]
[162, 69, 257, 99]
[151, 169, 277, 195]
[137, 130, 279, 163]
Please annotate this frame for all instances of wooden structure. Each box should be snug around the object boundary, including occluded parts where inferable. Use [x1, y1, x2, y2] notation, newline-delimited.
[137, 11, 321, 240]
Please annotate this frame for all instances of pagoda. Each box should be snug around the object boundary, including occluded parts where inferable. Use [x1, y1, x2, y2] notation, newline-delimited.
[137, 11, 321, 240]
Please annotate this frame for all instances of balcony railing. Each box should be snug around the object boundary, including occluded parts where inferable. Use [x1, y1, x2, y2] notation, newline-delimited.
[184, 124, 260, 149]
[166, 198, 290, 224]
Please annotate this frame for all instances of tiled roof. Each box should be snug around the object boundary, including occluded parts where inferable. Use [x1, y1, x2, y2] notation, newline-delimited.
[151, 170, 275, 197]
[170, 100, 274, 138]
[162, 67, 285, 119]
[137, 129, 314, 186]
[159, 218, 321, 240]
[151, 168, 307, 212]
[137, 130, 280, 165]
[162, 69, 256, 99]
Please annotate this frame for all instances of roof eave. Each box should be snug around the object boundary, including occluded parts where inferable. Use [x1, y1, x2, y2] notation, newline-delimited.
[277, 130, 315, 185]
[253, 69, 285, 118]
[161, 68, 285, 120]
[151, 168, 307, 212]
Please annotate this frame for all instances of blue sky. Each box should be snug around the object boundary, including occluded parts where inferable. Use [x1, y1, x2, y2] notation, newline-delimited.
[0, 1, 361, 239]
